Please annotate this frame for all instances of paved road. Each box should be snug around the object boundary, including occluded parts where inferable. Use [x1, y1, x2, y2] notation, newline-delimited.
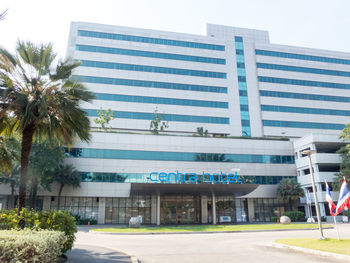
[74, 224, 350, 263]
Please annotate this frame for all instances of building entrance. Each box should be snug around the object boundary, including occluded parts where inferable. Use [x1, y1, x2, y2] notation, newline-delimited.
[160, 196, 200, 224]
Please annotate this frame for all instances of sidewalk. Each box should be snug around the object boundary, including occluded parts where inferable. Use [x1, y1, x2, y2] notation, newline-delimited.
[66, 244, 131, 263]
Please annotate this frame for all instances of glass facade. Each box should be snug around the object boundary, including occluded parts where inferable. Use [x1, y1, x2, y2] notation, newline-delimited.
[161, 196, 200, 224]
[261, 104, 350, 116]
[50, 196, 99, 219]
[67, 148, 295, 164]
[257, 63, 350, 78]
[85, 109, 230, 124]
[235, 36, 251, 136]
[253, 198, 288, 222]
[74, 75, 227, 93]
[105, 196, 151, 224]
[76, 44, 226, 64]
[256, 49, 350, 65]
[94, 93, 228, 108]
[258, 76, 350, 90]
[263, 120, 345, 130]
[78, 30, 225, 51]
[215, 197, 248, 223]
[260, 90, 350, 103]
[80, 60, 227, 79]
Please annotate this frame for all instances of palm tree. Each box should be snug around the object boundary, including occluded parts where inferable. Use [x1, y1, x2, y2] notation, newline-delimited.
[276, 178, 304, 210]
[0, 41, 93, 214]
[0, 136, 18, 173]
[53, 164, 81, 209]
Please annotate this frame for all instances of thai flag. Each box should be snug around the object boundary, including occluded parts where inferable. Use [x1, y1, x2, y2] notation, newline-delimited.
[335, 179, 350, 215]
[325, 181, 336, 216]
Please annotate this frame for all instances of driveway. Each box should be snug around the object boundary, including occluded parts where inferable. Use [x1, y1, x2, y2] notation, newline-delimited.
[74, 224, 350, 263]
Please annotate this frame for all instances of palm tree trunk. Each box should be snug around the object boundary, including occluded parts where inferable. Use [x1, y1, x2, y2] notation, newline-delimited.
[10, 181, 15, 209]
[57, 184, 64, 210]
[289, 198, 293, 211]
[29, 176, 38, 210]
[18, 124, 35, 215]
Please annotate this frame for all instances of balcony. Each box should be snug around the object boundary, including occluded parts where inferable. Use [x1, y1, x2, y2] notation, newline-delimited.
[295, 153, 341, 169]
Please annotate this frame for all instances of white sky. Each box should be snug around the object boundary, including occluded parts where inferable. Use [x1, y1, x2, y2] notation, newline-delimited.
[1, 0, 350, 58]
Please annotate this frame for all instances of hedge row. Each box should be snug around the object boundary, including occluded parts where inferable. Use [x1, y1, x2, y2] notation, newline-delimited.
[0, 230, 66, 263]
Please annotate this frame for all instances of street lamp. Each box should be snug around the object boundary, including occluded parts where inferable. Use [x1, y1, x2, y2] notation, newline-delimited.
[301, 149, 325, 240]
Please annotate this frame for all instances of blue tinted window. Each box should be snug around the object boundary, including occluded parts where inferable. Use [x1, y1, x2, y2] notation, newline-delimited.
[261, 105, 350, 116]
[73, 75, 227, 93]
[94, 93, 228, 108]
[80, 60, 226, 79]
[236, 49, 244, 55]
[67, 148, 294, 164]
[256, 49, 350, 65]
[85, 109, 229, 124]
[76, 44, 226, 65]
[257, 63, 350, 78]
[258, 76, 350, 90]
[78, 30, 225, 51]
[235, 36, 243, 42]
[263, 120, 345, 130]
[260, 90, 350, 103]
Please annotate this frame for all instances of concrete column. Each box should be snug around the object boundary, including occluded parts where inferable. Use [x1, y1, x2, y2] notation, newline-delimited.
[42, 196, 51, 211]
[156, 193, 161, 226]
[247, 198, 255, 223]
[212, 192, 216, 225]
[201, 195, 208, 224]
[319, 202, 326, 217]
[98, 197, 106, 224]
[151, 195, 157, 224]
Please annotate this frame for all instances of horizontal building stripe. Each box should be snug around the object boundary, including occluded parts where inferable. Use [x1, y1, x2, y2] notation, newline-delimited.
[256, 49, 350, 65]
[86, 109, 229, 124]
[257, 62, 350, 78]
[263, 120, 345, 130]
[67, 148, 294, 164]
[261, 105, 350, 116]
[73, 75, 227, 93]
[260, 90, 350, 103]
[78, 30, 225, 51]
[76, 44, 226, 64]
[93, 93, 228, 108]
[258, 76, 350, 90]
[81, 60, 227, 79]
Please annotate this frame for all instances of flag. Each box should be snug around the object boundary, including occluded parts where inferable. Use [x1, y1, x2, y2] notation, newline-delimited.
[325, 181, 336, 216]
[335, 179, 350, 215]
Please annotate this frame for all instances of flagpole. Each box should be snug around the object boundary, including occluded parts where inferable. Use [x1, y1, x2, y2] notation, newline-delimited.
[333, 216, 340, 240]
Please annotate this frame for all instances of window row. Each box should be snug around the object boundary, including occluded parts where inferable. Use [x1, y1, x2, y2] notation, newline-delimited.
[258, 76, 350, 90]
[76, 44, 226, 64]
[50, 197, 99, 219]
[78, 30, 225, 51]
[94, 93, 228, 108]
[261, 104, 350, 116]
[256, 49, 350, 65]
[81, 60, 227, 79]
[259, 90, 350, 103]
[85, 109, 230, 124]
[67, 148, 295, 164]
[257, 62, 350, 78]
[262, 120, 345, 130]
[74, 75, 227, 93]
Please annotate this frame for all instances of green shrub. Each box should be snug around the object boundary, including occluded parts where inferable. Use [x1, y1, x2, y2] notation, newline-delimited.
[283, 211, 305, 222]
[0, 229, 66, 263]
[271, 217, 279, 222]
[0, 209, 77, 253]
[72, 214, 98, 225]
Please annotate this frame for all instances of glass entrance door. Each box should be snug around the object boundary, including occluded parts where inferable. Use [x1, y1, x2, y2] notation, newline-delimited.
[161, 196, 199, 224]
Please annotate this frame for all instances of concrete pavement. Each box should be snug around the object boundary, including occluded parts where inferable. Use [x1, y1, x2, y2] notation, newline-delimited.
[73, 224, 350, 263]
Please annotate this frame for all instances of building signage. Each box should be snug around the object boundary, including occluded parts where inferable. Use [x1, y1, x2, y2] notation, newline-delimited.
[149, 171, 242, 184]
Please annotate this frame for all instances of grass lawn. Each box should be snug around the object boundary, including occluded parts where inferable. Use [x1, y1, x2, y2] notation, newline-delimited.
[91, 224, 331, 233]
[275, 238, 350, 256]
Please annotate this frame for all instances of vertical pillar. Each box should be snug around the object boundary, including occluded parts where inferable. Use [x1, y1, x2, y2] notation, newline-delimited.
[319, 202, 326, 217]
[201, 195, 208, 224]
[151, 195, 157, 224]
[247, 198, 255, 223]
[98, 197, 106, 224]
[42, 196, 51, 211]
[212, 192, 216, 225]
[156, 193, 160, 226]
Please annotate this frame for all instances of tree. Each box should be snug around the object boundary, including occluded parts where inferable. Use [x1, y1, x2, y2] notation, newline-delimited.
[0, 136, 19, 173]
[333, 146, 350, 190]
[276, 178, 304, 211]
[0, 41, 93, 215]
[93, 107, 114, 131]
[149, 107, 168, 135]
[195, 127, 208, 137]
[0, 165, 19, 208]
[53, 164, 81, 209]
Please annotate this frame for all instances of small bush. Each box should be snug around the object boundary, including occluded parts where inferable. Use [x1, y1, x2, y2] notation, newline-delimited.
[0, 209, 77, 253]
[271, 217, 279, 222]
[0, 229, 66, 263]
[71, 214, 98, 225]
[283, 211, 305, 222]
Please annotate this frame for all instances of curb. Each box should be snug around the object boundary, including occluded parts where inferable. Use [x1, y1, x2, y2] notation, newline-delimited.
[89, 227, 333, 235]
[272, 242, 350, 261]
